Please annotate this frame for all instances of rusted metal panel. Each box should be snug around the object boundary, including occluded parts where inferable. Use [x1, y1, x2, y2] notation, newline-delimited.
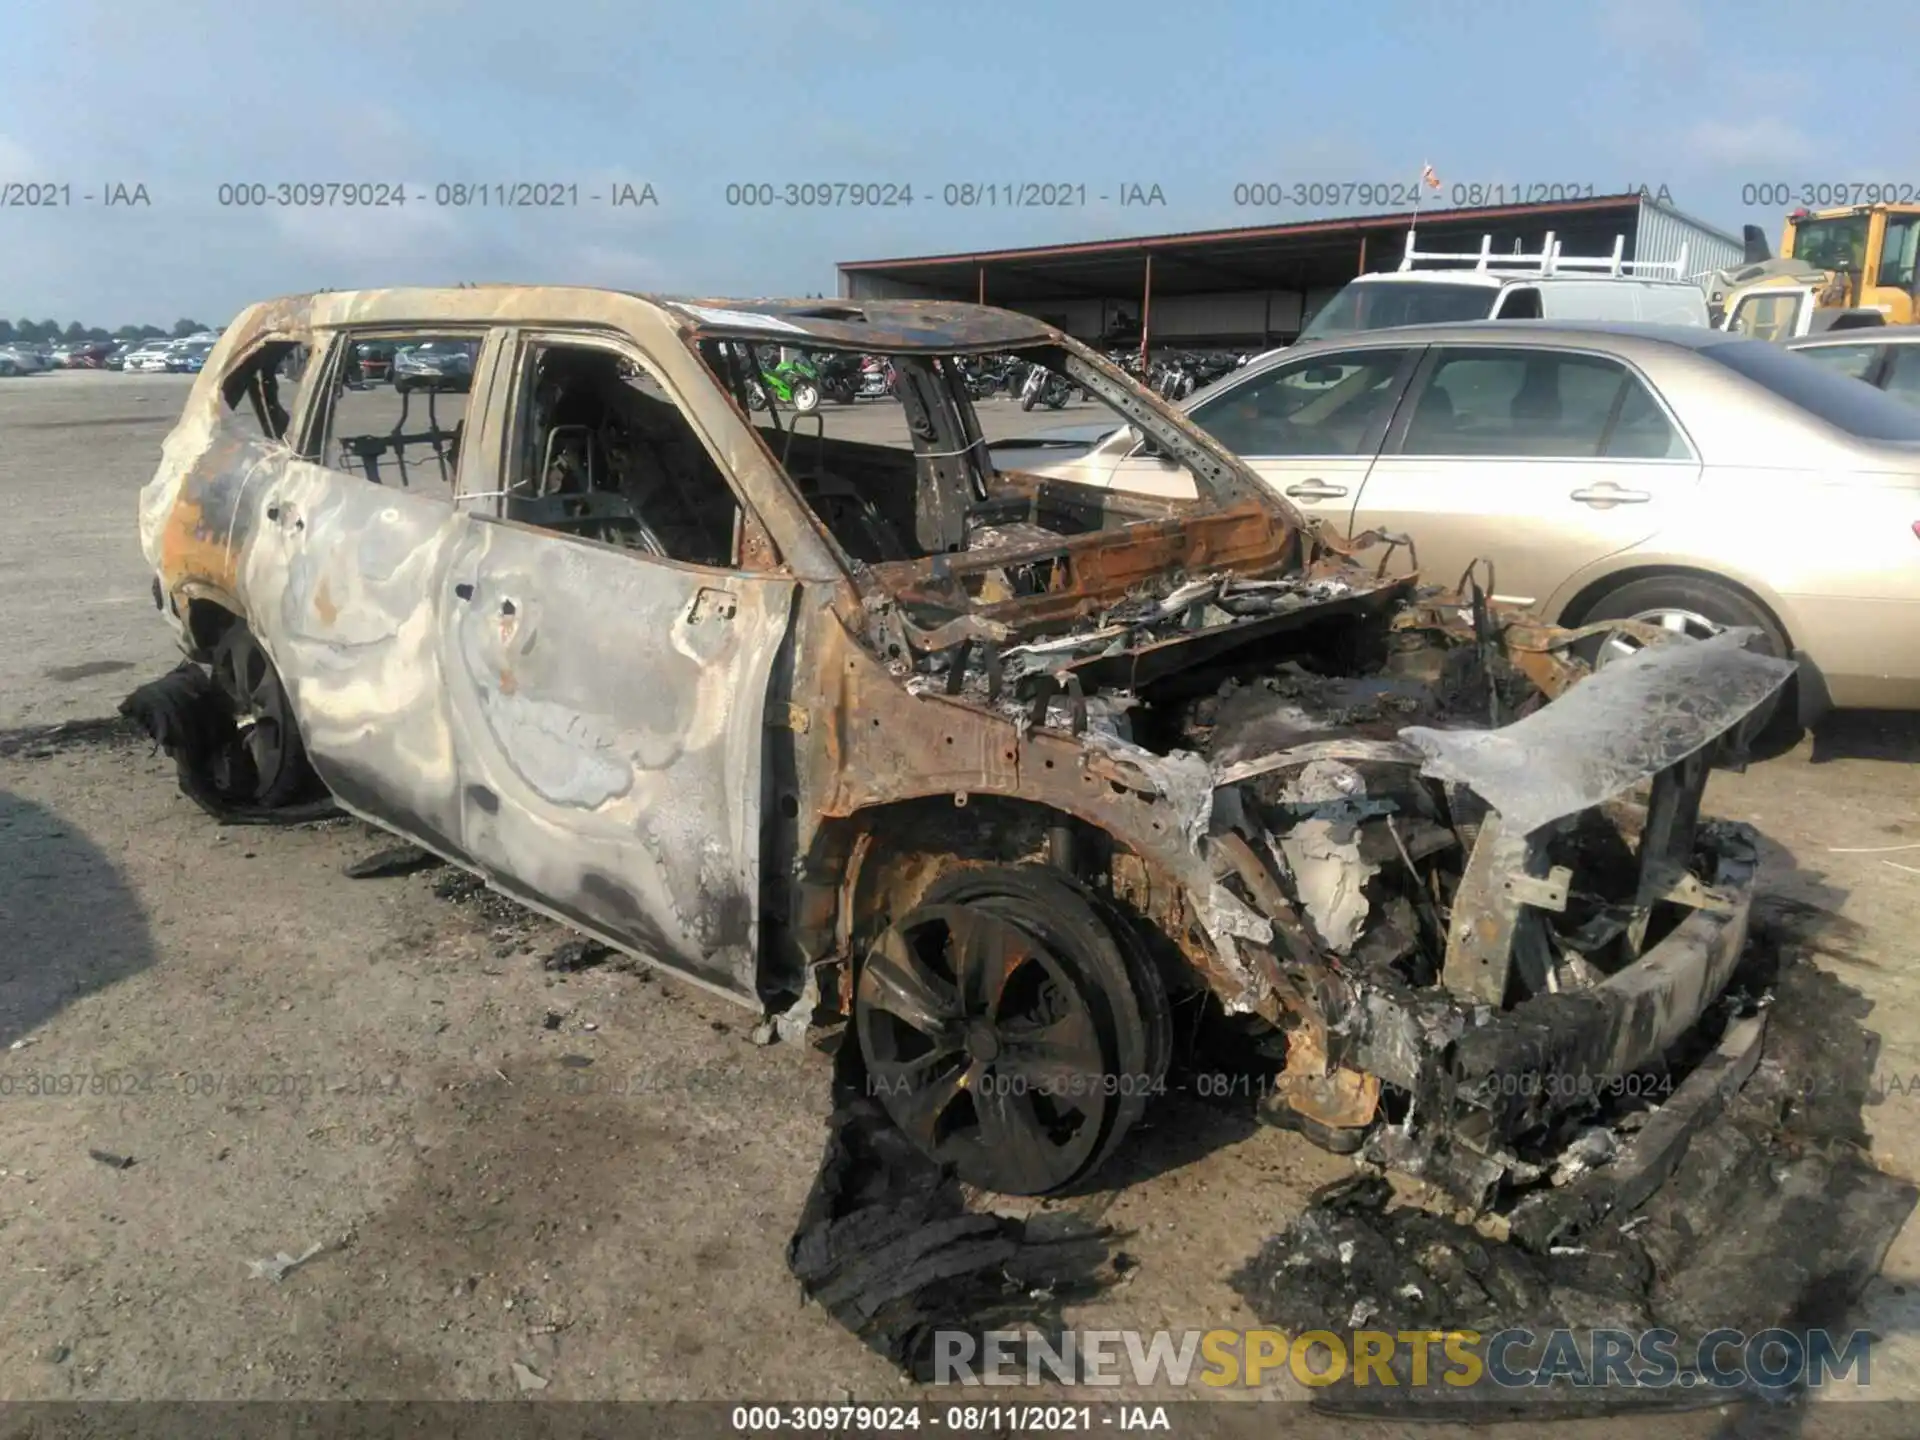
[661, 298, 1058, 351]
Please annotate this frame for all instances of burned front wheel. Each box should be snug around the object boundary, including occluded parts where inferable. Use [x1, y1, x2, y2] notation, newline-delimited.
[854, 865, 1165, 1196]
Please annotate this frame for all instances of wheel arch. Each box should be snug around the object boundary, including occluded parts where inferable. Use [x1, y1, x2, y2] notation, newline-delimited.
[1550, 560, 1796, 648]
[180, 591, 245, 660]
[796, 792, 1200, 1021]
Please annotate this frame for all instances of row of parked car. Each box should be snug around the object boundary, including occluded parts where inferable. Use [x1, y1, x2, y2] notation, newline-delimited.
[0, 332, 221, 376]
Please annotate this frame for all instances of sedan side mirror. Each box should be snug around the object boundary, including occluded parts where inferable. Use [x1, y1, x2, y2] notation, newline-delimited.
[1127, 423, 1168, 459]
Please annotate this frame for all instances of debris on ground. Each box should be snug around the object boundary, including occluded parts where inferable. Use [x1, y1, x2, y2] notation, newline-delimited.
[787, 1039, 1119, 1380]
[86, 1149, 134, 1170]
[544, 939, 612, 973]
[343, 843, 441, 880]
[430, 867, 537, 929]
[1229, 954, 1917, 1414]
[510, 1360, 550, 1393]
[0, 715, 137, 761]
[244, 1238, 340, 1283]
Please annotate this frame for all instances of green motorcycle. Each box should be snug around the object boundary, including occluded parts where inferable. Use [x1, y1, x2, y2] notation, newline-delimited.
[747, 353, 822, 414]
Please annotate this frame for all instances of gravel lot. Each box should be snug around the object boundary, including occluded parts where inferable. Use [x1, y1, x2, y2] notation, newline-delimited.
[4, 369, 1920, 1433]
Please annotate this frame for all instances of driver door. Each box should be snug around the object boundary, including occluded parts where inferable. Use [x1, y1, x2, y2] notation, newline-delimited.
[1087, 347, 1419, 533]
[437, 329, 797, 1001]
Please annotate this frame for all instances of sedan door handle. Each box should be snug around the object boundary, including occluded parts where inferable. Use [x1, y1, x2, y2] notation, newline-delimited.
[1570, 485, 1652, 506]
[1284, 481, 1350, 500]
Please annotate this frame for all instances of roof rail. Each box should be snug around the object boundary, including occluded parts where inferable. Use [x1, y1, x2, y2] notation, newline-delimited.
[1398, 231, 1690, 280]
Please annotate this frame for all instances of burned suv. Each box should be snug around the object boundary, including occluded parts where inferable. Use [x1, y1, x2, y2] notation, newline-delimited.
[135, 290, 1790, 1208]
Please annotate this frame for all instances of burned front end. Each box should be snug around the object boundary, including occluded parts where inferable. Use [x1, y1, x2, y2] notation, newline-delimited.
[684, 313, 1794, 1208]
[867, 534, 1792, 1208]
[1213, 626, 1791, 1210]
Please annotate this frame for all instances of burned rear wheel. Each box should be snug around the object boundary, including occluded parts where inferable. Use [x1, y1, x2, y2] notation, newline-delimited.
[854, 865, 1163, 1196]
[208, 625, 315, 807]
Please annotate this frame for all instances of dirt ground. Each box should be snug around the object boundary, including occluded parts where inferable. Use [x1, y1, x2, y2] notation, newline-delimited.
[4, 370, 1920, 1434]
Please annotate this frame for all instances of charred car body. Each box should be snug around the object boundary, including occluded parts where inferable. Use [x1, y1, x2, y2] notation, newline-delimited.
[134, 289, 1792, 1208]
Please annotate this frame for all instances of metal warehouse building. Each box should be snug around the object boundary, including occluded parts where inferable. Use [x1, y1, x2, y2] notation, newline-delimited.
[837, 193, 1744, 350]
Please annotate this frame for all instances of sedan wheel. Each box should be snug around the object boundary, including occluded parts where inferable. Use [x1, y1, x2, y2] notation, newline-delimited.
[1577, 574, 1792, 736]
[1591, 606, 1724, 668]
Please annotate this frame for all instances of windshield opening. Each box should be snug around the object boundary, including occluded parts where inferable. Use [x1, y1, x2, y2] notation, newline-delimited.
[1701, 337, 1920, 442]
[1790, 215, 1872, 274]
[690, 337, 1272, 569]
[1300, 280, 1496, 339]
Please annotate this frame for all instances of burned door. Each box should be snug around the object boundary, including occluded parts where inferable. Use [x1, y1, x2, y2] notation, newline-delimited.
[241, 327, 502, 857]
[436, 332, 797, 1001]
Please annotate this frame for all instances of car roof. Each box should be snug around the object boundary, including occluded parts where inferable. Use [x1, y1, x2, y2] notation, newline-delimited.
[1259, 319, 1737, 362]
[1351, 271, 1698, 291]
[224, 288, 1063, 354]
[1788, 326, 1920, 349]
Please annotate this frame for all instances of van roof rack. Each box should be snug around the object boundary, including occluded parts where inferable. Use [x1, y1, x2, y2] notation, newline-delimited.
[1397, 230, 1690, 280]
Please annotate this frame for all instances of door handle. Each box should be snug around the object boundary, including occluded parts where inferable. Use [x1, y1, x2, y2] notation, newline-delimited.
[1570, 485, 1652, 506]
[689, 587, 738, 625]
[1284, 481, 1350, 500]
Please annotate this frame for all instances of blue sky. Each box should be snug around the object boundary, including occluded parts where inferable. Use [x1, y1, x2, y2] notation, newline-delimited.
[0, 0, 1913, 325]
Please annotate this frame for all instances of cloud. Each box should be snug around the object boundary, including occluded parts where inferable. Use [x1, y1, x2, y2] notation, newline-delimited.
[1679, 116, 1818, 169]
[1592, 0, 1704, 59]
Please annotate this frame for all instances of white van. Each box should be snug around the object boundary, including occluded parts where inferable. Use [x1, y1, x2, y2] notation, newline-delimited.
[1298, 231, 1711, 341]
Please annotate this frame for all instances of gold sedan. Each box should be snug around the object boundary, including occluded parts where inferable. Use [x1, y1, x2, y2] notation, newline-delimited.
[1035, 322, 1920, 723]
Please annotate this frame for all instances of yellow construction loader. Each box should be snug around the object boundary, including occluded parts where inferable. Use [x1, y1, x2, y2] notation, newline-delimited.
[1707, 203, 1920, 340]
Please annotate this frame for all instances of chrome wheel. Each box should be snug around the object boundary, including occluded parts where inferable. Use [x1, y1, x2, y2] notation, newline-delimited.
[1592, 607, 1723, 668]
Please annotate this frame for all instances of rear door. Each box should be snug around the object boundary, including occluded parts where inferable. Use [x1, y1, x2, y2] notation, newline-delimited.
[436, 327, 798, 1002]
[245, 325, 503, 858]
[1789, 341, 1889, 386]
[1094, 346, 1418, 529]
[1350, 344, 1702, 605]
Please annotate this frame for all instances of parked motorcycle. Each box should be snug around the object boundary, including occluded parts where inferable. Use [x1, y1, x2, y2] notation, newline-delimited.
[956, 355, 1009, 401]
[1018, 364, 1074, 411]
[748, 352, 822, 413]
[815, 353, 863, 405]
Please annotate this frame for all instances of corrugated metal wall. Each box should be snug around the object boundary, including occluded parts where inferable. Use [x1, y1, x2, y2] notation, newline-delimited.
[1635, 199, 1744, 281]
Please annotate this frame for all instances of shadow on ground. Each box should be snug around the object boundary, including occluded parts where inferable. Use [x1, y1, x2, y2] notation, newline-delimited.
[0, 762, 158, 1049]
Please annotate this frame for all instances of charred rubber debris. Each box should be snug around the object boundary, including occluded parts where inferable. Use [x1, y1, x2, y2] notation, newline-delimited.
[788, 1038, 1122, 1380]
[1232, 950, 1917, 1413]
[119, 663, 337, 825]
